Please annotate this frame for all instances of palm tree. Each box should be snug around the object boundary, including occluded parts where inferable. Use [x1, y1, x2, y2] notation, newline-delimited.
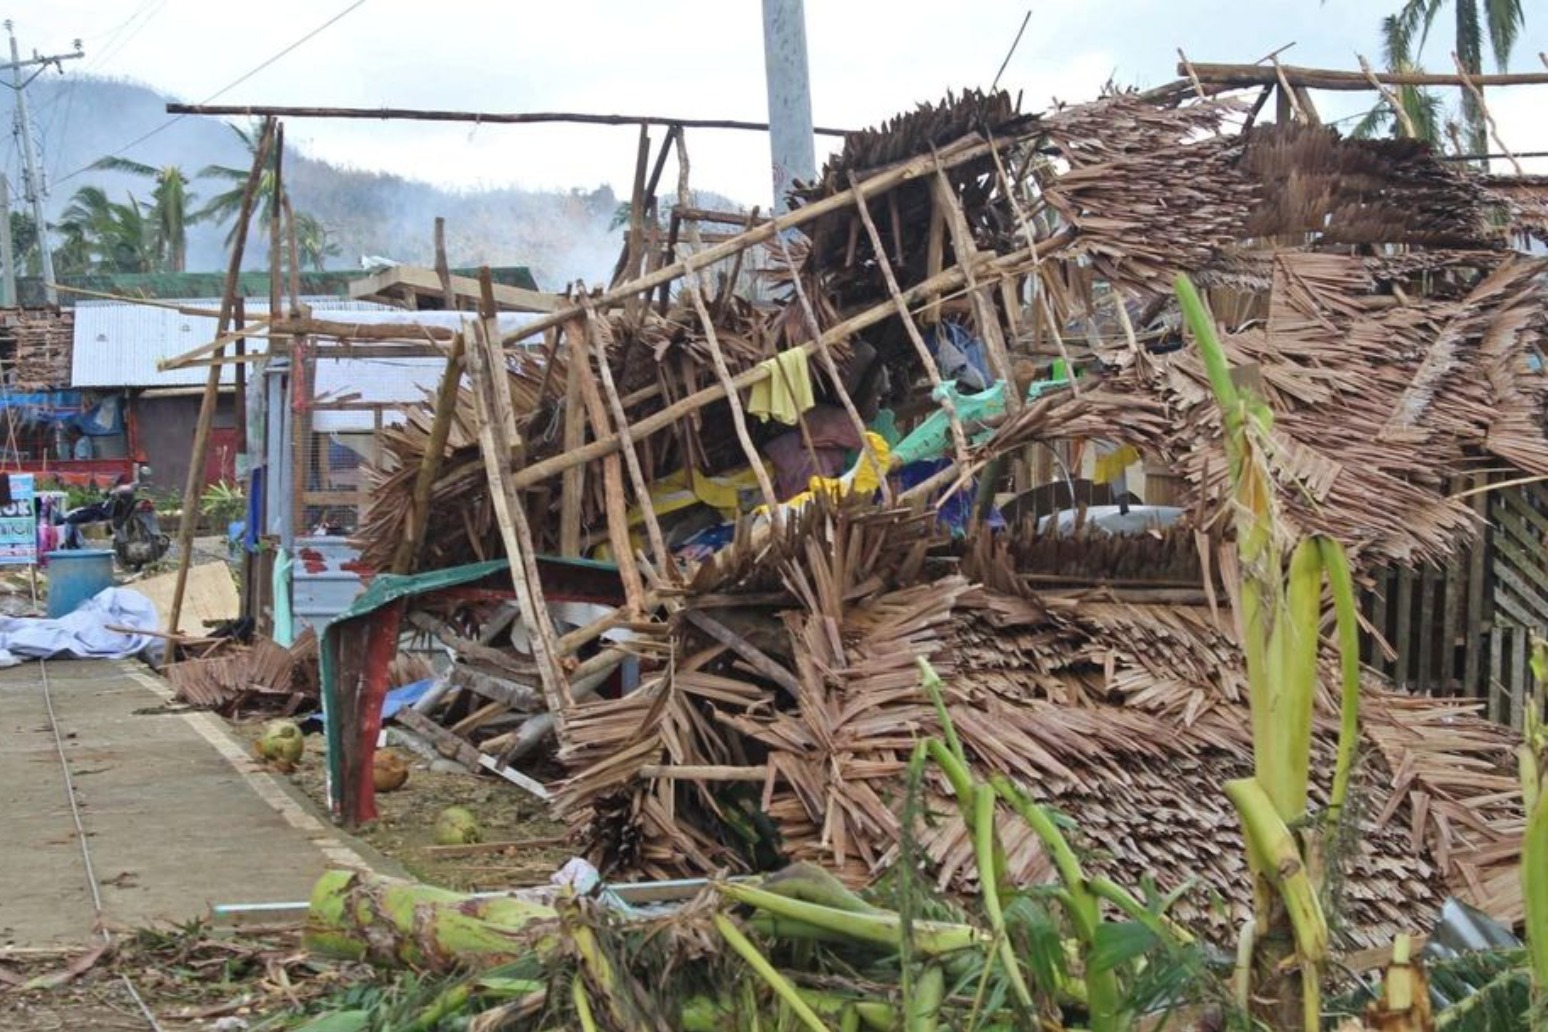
[294, 212, 342, 271]
[55, 185, 156, 274]
[1382, 0, 1526, 155]
[195, 121, 283, 247]
[90, 157, 200, 272]
[1353, 14, 1448, 143]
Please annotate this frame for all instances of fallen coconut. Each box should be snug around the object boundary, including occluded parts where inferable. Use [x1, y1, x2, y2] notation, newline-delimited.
[255, 719, 305, 768]
[434, 806, 481, 846]
[373, 749, 410, 793]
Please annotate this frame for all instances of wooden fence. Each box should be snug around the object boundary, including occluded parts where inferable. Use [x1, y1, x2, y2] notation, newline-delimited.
[1359, 477, 1547, 730]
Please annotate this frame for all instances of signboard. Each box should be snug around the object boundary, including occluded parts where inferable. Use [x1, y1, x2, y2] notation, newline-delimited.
[0, 474, 37, 565]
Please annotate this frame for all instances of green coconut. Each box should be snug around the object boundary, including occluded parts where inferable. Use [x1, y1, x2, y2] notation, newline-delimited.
[434, 806, 482, 846]
[256, 720, 305, 766]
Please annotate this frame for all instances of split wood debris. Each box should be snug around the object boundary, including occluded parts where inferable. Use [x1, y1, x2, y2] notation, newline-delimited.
[298, 79, 1548, 948]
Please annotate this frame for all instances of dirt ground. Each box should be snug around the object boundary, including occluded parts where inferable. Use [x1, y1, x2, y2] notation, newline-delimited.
[234, 717, 574, 893]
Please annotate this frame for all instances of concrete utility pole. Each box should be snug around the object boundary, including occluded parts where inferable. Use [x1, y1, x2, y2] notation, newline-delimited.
[0, 174, 14, 307]
[4, 21, 84, 306]
[760, 0, 816, 214]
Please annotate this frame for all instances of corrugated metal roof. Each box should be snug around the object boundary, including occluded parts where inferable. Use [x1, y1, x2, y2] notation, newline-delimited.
[70, 299, 541, 389]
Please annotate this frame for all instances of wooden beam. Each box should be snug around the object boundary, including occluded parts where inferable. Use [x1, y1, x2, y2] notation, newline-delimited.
[498, 134, 1010, 347]
[167, 117, 276, 637]
[465, 270, 573, 728]
[429, 227, 1075, 497]
[1179, 61, 1548, 91]
[391, 331, 465, 574]
[166, 101, 856, 136]
[347, 264, 562, 313]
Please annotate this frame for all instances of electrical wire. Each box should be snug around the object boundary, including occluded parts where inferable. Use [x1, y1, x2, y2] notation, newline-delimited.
[53, 0, 369, 188]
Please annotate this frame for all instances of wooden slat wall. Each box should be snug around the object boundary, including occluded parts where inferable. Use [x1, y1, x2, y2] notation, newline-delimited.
[1359, 477, 1547, 730]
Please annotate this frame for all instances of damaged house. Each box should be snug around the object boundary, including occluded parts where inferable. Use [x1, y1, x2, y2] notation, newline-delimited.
[152, 71, 1548, 952]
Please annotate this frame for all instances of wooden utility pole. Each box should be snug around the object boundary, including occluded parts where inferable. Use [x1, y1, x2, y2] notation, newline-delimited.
[166, 118, 276, 636]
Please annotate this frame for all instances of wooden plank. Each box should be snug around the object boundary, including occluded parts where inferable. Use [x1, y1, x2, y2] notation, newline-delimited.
[1492, 589, 1541, 634]
[568, 322, 647, 612]
[1442, 531, 1463, 695]
[1417, 563, 1436, 691]
[1512, 629, 1528, 731]
[348, 264, 562, 313]
[1394, 566, 1414, 689]
[1370, 568, 1391, 676]
[559, 329, 587, 557]
[684, 610, 802, 697]
[1488, 560, 1548, 627]
[1494, 484, 1548, 539]
[1466, 474, 1491, 702]
[1489, 624, 1506, 724]
[448, 663, 543, 712]
[394, 708, 480, 770]
[638, 765, 770, 781]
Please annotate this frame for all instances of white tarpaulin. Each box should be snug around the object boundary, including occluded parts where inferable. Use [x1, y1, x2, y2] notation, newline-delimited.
[0, 588, 160, 668]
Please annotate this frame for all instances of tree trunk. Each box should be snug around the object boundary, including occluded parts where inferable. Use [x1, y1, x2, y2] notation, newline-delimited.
[304, 870, 558, 970]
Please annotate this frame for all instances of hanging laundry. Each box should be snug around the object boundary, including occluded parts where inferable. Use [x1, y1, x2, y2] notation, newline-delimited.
[762, 405, 862, 500]
[747, 350, 815, 424]
[927, 322, 992, 393]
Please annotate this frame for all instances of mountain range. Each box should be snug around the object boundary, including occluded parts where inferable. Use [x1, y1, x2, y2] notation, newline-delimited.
[3, 76, 739, 290]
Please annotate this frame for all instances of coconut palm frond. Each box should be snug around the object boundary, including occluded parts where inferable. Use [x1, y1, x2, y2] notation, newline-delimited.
[1483, 0, 1525, 70]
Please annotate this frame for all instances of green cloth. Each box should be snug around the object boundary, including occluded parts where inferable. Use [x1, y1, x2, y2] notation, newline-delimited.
[891, 381, 1009, 467]
[747, 351, 815, 424]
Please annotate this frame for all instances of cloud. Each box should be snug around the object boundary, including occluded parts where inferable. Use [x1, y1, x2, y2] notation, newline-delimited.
[16, 0, 1548, 208]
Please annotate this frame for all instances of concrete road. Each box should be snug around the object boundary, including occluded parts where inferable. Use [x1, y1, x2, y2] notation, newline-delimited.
[0, 659, 374, 947]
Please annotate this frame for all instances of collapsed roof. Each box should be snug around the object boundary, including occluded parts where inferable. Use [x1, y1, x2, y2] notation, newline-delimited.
[327, 78, 1546, 946]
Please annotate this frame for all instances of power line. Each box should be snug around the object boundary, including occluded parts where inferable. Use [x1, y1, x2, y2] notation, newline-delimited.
[53, 0, 369, 188]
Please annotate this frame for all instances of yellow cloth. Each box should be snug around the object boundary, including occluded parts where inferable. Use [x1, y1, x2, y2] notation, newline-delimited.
[747, 350, 814, 425]
[624, 465, 769, 527]
[1093, 444, 1140, 485]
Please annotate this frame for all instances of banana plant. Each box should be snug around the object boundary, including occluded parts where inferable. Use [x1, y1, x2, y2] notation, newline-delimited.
[1523, 640, 1548, 1012]
[1175, 274, 1364, 1031]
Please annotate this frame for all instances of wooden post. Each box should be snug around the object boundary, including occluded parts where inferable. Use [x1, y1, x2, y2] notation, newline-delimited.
[930, 165, 1020, 412]
[582, 297, 678, 582]
[559, 328, 587, 557]
[390, 332, 466, 574]
[433, 216, 456, 308]
[568, 322, 648, 612]
[670, 132, 783, 519]
[1467, 473, 1490, 710]
[846, 171, 969, 467]
[167, 117, 276, 635]
[465, 270, 572, 728]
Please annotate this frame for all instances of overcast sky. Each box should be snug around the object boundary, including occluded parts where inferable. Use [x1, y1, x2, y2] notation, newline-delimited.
[13, 0, 1548, 208]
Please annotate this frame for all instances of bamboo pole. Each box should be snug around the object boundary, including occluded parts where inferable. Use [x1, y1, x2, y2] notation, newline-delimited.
[568, 322, 648, 613]
[1177, 61, 1548, 90]
[467, 228, 1072, 494]
[559, 330, 587, 557]
[390, 332, 465, 574]
[929, 165, 1020, 412]
[1452, 52, 1525, 175]
[166, 117, 276, 636]
[582, 297, 678, 582]
[1358, 55, 1418, 138]
[498, 135, 1005, 347]
[670, 133, 783, 523]
[845, 171, 970, 466]
[166, 102, 855, 136]
[466, 270, 571, 726]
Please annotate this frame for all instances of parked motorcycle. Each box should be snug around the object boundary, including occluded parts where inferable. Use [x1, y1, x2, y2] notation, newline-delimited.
[58, 467, 171, 570]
